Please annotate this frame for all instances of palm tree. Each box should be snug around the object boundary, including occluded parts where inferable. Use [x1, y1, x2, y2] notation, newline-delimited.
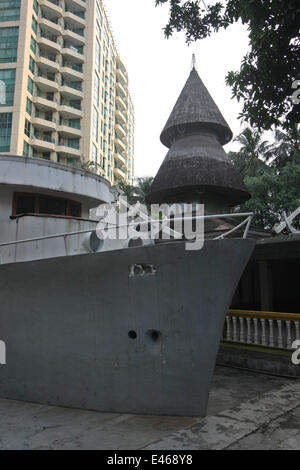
[265, 124, 300, 170]
[116, 176, 154, 207]
[118, 181, 137, 205]
[233, 127, 271, 178]
[134, 177, 154, 205]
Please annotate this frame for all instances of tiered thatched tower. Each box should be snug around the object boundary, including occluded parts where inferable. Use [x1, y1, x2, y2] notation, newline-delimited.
[146, 66, 250, 213]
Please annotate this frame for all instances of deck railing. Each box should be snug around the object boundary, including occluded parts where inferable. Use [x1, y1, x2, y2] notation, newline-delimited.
[224, 309, 300, 350]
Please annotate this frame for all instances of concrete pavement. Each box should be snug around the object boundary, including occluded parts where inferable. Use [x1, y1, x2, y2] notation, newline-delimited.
[0, 366, 298, 450]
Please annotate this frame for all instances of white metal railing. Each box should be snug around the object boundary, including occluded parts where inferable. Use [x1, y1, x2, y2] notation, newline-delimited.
[224, 309, 300, 350]
[0, 212, 254, 249]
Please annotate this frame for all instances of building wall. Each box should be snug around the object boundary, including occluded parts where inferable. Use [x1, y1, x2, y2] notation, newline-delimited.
[0, 0, 134, 186]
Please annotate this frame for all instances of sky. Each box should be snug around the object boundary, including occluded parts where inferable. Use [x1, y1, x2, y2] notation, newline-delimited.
[104, 0, 251, 178]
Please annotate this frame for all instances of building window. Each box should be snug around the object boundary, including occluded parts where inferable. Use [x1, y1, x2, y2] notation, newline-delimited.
[12, 192, 82, 218]
[0, 112, 12, 152]
[24, 119, 31, 138]
[94, 71, 100, 106]
[96, 21, 101, 39]
[96, 2, 102, 25]
[23, 140, 29, 157]
[93, 107, 98, 142]
[27, 76, 34, 95]
[95, 38, 101, 73]
[0, 0, 21, 22]
[33, 0, 39, 15]
[0, 27, 19, 64]
[0, 69, 16, 106]
[32, 16, 37, 35]
[26, 98, 32, 116]
[30, 36, 36, 55]
[29, 55, 35, 74]
[92, 144, 97, 164]
[68, 118, 80, 130]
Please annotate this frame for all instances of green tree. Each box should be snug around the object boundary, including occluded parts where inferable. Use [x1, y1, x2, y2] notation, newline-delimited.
[229, 127, 271, 178]
[118, 181, 137, 205]
[116, 177, 154, 207]
[155, 0, 300, 130]
[265, 124, 300, 170]
[230, 128, 300, 229]
[134, 177, 154, 206]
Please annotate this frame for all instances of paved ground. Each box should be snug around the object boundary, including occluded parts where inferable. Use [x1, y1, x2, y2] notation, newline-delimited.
[0, 366, 299, 450]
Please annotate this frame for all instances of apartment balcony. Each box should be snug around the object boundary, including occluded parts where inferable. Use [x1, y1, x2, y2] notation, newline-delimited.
[116, 56, 127, 72]
[59, 81, 83, 100]
[32, 116, 57, 132]
[56, 142, 81, 158]
[62, 28, 85, 46]
[115, 137, 126, 153]
[30, 134, 56, 152]
[35, 74, 59, 93]
[60, 65, 83, 80]
[39, 0, 63, 17]
[37, 33, 61, 54]
[61, 46, 84, 62]
[114, 152, 127, 167]
[64, 11, 86, 27]
[115, 122, 127, 140]
[33, 95, 58, 111]
[65, 0, 87, 11]
[38, 16, 62, 35]
[57, 122, 82, 138]
[115, 107, 127, 127]
[36, 54, 60, 73]
[116, 94, 127, 111]
[116, 80, 127, 98]
[116, 67, 128, 87]
[114, 166, 127, 181]
[58, 104, 82, 119]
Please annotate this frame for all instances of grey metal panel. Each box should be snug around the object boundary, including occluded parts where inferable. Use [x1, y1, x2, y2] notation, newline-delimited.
[0, 239, 255, 416]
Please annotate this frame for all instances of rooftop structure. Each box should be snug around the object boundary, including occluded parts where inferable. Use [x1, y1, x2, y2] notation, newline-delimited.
[146, 66, 250, 212]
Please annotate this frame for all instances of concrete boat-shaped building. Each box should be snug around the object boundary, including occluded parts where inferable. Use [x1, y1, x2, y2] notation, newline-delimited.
[0, 66, 255, 417]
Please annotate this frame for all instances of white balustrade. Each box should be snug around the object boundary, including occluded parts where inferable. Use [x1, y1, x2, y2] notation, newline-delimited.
[223, 310, 300, 350]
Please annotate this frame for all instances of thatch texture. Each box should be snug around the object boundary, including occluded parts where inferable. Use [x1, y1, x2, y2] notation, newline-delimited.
[146, 69, 250, 207]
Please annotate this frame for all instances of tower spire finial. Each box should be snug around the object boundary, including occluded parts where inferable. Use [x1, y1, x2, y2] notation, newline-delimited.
[191, 54, 196, 71]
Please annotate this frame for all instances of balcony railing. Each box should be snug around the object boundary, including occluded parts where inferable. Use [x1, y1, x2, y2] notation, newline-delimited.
[64, 9, 85, 20]
[62, 62, 83, 73]
[38, 52, 59, 63]
[39, 31, 61, 45]
[223, 309, 300, 350]
[63, 44, 83, 55]
[31, 133, 56, 144]
[59, 140, 80, 150]
[35, 112, 56, 123]
[60, 101, 82, 110]
[61, 81, 82, 91]
[37, 71, 58, 83]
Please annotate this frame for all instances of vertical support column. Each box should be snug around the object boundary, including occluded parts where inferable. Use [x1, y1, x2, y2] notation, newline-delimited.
[258, 260, 273, 311]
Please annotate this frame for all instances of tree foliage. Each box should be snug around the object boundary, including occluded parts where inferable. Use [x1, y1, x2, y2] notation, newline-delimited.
[229, 126, 300, 229]
[118, 177, 154, 206]
[155, 0, 300, 130]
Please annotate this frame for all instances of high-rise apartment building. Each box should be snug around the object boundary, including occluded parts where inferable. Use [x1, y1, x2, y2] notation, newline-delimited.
[0, 0, 134, 185]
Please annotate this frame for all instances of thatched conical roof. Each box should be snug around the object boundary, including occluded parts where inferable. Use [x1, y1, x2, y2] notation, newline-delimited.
[160, 69, 233, 147]
[146, 67, 250, 208]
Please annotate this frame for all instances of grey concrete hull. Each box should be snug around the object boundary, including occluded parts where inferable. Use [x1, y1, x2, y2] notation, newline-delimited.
[0, 239, 255, 416]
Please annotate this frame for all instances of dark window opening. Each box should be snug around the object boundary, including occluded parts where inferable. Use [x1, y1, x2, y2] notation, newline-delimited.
[13, 192, 82, 218]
